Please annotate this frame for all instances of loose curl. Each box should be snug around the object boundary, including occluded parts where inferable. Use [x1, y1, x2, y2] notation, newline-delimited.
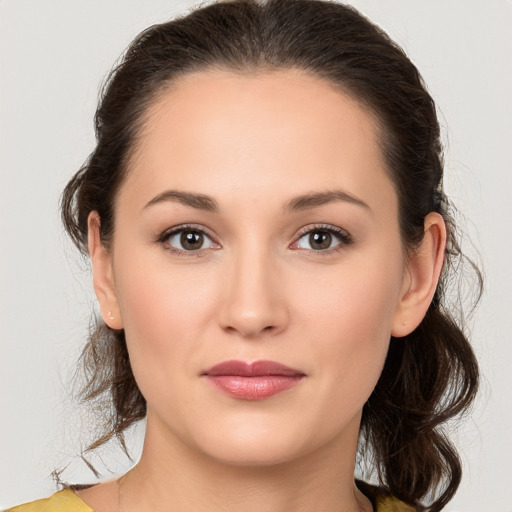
[61, 1, 481, 510]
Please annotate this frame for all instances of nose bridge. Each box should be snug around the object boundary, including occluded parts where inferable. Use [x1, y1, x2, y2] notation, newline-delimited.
[219, 237, 287, 337]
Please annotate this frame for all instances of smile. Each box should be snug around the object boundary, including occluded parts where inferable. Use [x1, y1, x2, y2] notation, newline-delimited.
[202, 360, 305, 400]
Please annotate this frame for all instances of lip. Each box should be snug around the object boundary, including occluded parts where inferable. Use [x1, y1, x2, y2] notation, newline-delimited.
[202, 360, 305, 400]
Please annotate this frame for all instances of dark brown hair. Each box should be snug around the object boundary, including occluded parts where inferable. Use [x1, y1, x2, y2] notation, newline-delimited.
[61, 1, 481, 510]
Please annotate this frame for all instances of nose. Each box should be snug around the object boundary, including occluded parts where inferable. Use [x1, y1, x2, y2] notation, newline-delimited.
[218, 246, 289, 339]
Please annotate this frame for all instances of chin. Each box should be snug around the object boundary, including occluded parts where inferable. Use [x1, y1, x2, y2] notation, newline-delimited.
[201, 441, 306, 468]
[186, 418, 324, 468]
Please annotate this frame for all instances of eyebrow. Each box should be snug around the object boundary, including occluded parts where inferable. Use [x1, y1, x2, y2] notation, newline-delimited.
[142, 188, 370, 214]
[284, 190, 370, 212]
[143, 190, 219, 212]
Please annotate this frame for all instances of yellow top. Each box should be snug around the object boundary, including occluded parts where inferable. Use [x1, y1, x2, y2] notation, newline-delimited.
[6, 490, 92, 512]
[6, 487, 417, 512]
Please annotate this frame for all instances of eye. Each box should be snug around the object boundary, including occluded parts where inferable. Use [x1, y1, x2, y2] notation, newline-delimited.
[159, 225, 220, 255]
[291, 225, 352, 253]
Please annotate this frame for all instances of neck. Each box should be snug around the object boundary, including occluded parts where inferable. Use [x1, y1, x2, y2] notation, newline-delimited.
[118, 412, 371, 512]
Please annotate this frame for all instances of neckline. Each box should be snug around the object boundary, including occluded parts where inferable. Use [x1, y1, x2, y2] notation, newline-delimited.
[64, 480, 405, 512]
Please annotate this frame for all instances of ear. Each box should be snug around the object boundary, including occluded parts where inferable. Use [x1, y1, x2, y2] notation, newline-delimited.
[391, 212, 447, 337]
[87, 211, 123, 330]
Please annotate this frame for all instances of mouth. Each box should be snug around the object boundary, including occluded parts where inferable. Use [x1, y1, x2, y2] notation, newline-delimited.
[202, 360, 306, 400]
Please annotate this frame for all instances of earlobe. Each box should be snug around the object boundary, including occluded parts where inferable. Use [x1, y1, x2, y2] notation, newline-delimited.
[391, 212, 447, 337]
[87, 211, 123, 330]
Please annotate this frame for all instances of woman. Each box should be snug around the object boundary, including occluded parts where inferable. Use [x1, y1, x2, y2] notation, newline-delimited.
[7, 0, 480, 511]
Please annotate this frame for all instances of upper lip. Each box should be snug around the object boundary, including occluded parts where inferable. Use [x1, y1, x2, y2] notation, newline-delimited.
[203, 360, 305, 377]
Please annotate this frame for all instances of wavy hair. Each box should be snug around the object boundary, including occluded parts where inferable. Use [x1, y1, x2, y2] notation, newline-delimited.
[61, 1, 481, 510]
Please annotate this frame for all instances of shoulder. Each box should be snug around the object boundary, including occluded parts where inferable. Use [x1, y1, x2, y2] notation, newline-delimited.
[375, 494, 420, 512]
[356, 480, 422, 512]
[4, 489, 93, 512]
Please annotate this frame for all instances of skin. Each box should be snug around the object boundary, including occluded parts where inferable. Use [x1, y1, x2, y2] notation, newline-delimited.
[80, 68, 446, 512]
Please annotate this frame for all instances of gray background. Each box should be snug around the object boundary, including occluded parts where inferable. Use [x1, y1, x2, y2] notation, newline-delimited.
[1, 1, 511, 510]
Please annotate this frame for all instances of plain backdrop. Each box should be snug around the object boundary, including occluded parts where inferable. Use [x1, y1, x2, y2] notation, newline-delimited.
[1, 0, 511, 510]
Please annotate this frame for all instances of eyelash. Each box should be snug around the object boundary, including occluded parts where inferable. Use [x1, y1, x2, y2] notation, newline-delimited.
[156, 223, 353, 257]
[156, 224, 219, 258]
[292, 224, 353, 256]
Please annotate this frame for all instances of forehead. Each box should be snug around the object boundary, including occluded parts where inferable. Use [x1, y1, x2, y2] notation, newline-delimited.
[121, 68, 396, 214]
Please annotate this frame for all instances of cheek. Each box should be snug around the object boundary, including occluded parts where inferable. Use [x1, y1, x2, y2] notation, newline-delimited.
[293, 253, 403, 393]
[116, 252, 218, 337]
[112, 253, 221, 397]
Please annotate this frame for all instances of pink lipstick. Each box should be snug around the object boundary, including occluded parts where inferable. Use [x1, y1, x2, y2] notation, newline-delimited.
[203, 360, 305, 400]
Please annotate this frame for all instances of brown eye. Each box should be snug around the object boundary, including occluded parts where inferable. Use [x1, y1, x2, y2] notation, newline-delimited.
[292, 225, 352, 253]
[309, 231, 332, 250]
[180, 230, 204, 250]
[165, 228, 218, 253]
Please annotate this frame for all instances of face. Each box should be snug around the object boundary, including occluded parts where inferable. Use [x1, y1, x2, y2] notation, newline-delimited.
[94, 69, 413, 467]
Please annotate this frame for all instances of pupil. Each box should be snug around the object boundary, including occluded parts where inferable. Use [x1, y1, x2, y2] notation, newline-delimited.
[310, 231, 331, 250]
[181, 231, 203, 250]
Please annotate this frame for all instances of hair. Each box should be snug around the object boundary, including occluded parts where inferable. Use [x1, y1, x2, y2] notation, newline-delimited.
[60, 1, 481, 510]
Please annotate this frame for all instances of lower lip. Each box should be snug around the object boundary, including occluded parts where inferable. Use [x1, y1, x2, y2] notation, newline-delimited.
[206, 375, 303, 400]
